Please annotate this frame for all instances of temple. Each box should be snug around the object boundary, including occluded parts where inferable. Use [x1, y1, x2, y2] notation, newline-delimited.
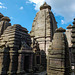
[0, 13, 33, 75]
[0, 2, 75, 75]
[30, 2, 57, 55]
[47, 27, 71, 75]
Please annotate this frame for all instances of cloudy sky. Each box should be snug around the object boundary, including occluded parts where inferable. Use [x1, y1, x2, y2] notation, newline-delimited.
[0, 0, 75, 32]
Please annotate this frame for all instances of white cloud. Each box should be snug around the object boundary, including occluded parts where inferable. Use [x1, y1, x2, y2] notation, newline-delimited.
[0, 2, 3, 5]
[26, 1, 32, 4]
[28, 0, 75, 24]
[0, 2, 7, 9]
[61, 20, 64, 24]
[0, 6, 2, 8]
[10, 17, 13, 19]
[0, 6, 7, 9]
[29, 0, 45, 10]
[20, 6, 24, 10]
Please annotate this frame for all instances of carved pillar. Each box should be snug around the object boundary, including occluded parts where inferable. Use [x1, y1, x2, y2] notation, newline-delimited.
[34, 54, 36, 66]
[1, 53, 9, 75]
[29, 54, 33, 72]
[0, 52, 4, 75]
[0, 48, 9, 75]
[17, 53, 25, 74]
[8, 48, 18, 75]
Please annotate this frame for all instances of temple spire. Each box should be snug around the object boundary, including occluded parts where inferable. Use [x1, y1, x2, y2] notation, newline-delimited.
[40, 2, 51, 10]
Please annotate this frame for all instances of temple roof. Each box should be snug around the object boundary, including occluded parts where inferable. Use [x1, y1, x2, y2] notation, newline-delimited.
[73, 18, 75, 24]
[67, 24, 72, 29]
[56, 27, 66, 32]
[13, 24, 28, 32]
[1, 16, 11, 22]
[0, 13, 4, 18]
[72, 18, 75, 28]
[40, 2, 51, 10]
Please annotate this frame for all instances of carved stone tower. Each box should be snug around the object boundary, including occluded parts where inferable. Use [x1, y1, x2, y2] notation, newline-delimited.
[30, 2, 57, 55]
[71, 18, 75, 73]
[47, 27, 71, 75]
[0, 13, 11, 36]
[0, 13, 33, 75]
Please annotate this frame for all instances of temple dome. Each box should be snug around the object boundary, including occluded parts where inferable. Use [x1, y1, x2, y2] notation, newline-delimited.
[40, 2, 51, 10]
[1, 16, 10, 22]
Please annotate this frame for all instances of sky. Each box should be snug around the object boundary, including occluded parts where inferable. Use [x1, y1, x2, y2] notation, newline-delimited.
[0, 0, 75, 32]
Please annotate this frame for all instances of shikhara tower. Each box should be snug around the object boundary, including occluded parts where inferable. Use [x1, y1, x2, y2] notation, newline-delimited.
[47, 27, 71, 75]
[30, 2, 57, 55]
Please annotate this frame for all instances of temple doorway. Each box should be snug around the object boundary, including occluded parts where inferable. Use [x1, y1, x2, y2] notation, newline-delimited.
[24, 56, 29, 72]
[36, 56, 40, 64]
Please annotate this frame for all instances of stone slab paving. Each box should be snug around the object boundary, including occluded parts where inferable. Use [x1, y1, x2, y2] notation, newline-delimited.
[34, 71, 47, 75]
[25, 71, 47, 75]
[71, 72, 75, 75]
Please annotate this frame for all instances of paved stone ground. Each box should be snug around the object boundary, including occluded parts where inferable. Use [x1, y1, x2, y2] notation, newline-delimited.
[25, 71, 47, 75]
[71, 72, 75, 75]
[34, 71, 47, 75]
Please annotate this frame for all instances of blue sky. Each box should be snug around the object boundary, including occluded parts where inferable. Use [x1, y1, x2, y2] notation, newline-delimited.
[0, 0, 75, 32]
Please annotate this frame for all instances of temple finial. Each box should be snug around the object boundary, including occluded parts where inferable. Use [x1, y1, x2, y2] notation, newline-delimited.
[66, 24, 72, 29]
[55, 27, 66, 32]
[44, 2, 47, 5]
[40, 2, 51, 10]
[73, 18, 75, 24]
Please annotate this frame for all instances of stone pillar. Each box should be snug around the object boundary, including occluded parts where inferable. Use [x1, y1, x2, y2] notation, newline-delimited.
[8, 49, 18, 75]
[0, 48, 10, 75]
[1, 53, 9, 75]
[0, 51, 5, 75]
[29, 54, 33, 72]
[17, 53, 25, 74]
[0, 52, 3, 74]
[34, 54, 36, 66]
